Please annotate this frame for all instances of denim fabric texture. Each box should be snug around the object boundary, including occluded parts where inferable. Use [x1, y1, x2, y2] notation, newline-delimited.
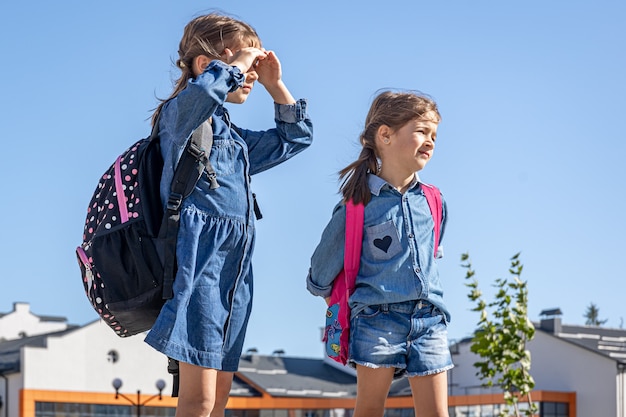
[307, 174, 450, 321]
[349, 300, 453, 377]
[145, 60, 313, 370]
[307, 174, 450, 375]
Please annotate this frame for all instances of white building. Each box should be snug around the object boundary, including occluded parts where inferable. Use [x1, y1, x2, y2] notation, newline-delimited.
[0, 303, 576, 417]
[450, 308, 626, 417]
[0, 302, 69, 341]
[0, 303, 173, 417]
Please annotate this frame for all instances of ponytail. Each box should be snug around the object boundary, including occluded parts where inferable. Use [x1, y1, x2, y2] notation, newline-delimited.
[151, 63, 194, 127]
[338, 89, 441, 206]
[339, 141, 378, 205]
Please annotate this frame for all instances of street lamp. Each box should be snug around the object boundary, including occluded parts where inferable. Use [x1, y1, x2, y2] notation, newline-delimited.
[112, 378, 166, 417]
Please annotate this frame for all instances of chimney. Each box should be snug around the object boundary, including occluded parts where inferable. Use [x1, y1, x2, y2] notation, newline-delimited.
[14, 302, 30, 313]
[539, 308, 563, 334]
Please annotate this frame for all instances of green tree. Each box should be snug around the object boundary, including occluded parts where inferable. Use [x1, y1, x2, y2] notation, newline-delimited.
[462, 252, 537, 417]
[584, 302, 608, 326]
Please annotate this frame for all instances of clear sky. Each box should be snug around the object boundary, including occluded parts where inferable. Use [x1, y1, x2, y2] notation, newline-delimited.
[1, 0, 625, 359]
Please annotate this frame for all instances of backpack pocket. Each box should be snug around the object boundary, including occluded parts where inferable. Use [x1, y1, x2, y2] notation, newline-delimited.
[324, 303, 343, 358]
[89, 220, 165, 335]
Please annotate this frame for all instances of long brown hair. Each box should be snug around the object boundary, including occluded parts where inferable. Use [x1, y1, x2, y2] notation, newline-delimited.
[339, 90, 441, 205]
[151, 12, 261, 126]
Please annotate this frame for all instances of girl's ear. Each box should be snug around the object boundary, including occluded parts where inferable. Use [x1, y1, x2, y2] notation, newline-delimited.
[192, 55, 211, 76]
[377, 125, 392, 145]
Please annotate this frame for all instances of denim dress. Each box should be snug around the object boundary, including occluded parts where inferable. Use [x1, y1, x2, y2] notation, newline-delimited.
[145, 60, 313, 371]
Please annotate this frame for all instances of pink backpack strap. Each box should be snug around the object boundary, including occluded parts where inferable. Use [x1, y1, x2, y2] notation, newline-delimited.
[420, 183, 443, 258]
[344, 200, 364, 290]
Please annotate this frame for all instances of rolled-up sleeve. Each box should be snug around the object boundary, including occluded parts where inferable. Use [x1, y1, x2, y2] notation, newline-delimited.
[241, 98, 313, 175]
[306, 203, 346, 298]
[274, 99, 308, 123]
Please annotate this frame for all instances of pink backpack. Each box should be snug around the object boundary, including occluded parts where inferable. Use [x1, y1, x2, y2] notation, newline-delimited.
[323, 184, 442, 364]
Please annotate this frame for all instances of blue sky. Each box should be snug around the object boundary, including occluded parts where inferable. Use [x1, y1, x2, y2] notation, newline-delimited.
[1, 1, 624, 359]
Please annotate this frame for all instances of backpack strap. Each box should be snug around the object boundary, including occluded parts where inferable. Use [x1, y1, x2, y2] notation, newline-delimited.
[167, 357, 180, 397]
[160, 120, 219, 299]
[172, 121, 219, 195]
[329, 199, 363, 365]
[343, 200, 364, 292]
[420, 183, 443, 258]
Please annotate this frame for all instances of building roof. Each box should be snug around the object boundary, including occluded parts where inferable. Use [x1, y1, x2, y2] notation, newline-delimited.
[539, 308, 563, 317]
[453, 315, 626, 365]
[230, 374, 263, 397]
[0, 302, 68, 323]
[237, 354, 357, 398]
[0, 326, 410, 398]
[236, 353, 412, 398]
[542, 321, 626, 363]
[0, 327, 78, 374]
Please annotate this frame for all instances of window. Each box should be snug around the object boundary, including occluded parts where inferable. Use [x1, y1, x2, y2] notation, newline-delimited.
[107, 349, 120, 363]
[35, 402, 176, 417]
[541, 401, 568, 417]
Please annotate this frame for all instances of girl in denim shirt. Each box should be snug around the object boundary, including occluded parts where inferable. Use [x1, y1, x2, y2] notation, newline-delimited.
[307, 91, 450, 417]
[144, 13, 313, 417]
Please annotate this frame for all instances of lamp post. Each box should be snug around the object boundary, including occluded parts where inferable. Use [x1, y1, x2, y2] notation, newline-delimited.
[112, 378, 166, 417]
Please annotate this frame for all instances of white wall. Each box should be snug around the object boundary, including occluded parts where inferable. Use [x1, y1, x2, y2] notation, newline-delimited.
[0, 303, 67, 340]
[0, 372, 23, 417]
[22, 320, 172, 395]
[617, 369, 626, 417]
[448, 340, 504, 396]
[530, 331, 617, 417]
[449, 331, 620, 417]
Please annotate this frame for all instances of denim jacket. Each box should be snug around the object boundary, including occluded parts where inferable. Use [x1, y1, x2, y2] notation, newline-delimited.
[306, 174, 450, 321]
[158, 60, 314, 221]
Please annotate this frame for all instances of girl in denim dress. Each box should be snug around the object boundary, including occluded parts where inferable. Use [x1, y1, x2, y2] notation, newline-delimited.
[307, 91, 451, 417]
[144, 13, 313, 417]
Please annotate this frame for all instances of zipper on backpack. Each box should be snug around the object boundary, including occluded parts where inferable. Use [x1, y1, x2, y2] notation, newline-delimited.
[113, 156, 130, 223]
[76, 246, 95, 298]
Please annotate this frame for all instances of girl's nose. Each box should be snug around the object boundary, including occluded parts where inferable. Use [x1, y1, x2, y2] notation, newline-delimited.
[246, 71, 259, 82]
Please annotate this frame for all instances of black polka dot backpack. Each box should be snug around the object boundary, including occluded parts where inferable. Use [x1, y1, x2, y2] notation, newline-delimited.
[76, 120, 217, 337]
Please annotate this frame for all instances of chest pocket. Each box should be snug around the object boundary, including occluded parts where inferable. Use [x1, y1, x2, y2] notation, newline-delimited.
[364, 220, 402, 261]
[210, 139, 237, 176]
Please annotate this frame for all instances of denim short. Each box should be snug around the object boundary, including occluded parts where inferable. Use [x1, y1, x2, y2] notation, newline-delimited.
[349, 300, 453, 378]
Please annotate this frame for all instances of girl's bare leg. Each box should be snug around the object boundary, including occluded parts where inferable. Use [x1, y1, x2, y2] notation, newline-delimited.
[353, 365, 395, 417]
[408, 371, 449, 417]
[210, 371, 234, 417]
[175, 362, 217, 417]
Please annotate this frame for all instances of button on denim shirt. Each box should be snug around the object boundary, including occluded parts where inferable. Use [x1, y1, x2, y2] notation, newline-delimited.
[306, 174, 450, 322]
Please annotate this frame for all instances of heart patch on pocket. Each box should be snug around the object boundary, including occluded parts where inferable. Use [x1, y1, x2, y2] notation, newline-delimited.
[373, 236, 392, 253]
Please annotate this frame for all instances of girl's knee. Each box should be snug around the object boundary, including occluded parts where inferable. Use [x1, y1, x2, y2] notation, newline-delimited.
[175, 398, 214, 417]
[354, 404, 386, 417]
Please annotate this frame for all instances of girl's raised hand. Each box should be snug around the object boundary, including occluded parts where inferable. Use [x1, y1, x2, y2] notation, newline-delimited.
[226, 47, 295, 105]
[254, 50, 282, 87]
[223, 47, 267, 74]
